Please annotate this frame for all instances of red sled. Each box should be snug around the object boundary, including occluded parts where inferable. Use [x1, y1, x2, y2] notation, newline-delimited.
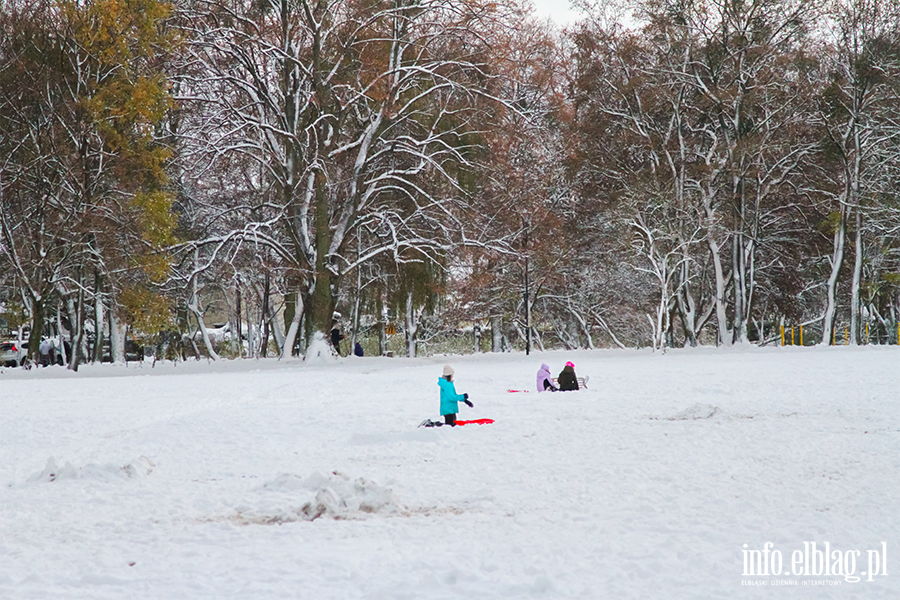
[455, 418, 495, 426]
[506, 389, 529, 393]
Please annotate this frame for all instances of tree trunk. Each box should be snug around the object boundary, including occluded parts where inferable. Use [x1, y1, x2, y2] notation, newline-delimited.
[27, 294, 44, 364]
[189, 302, 220, 361]
[57, 302, 68, 366]
[594, 313, 626, 349]
[109, 306, 123, 363]
[821, 205, 846, 344]
[188, 251, 220, 360]
[184, 325, 201, 361]
[282, 287, 303, 359]
[708, 236, 731, 346]
[246, 287, 257, 358]
[283, 290, 296, 355]
[309, 171, 336, 347]
[268, 303, 284, 358]
[69, 278, 87, 372]
[676, 260, 699, 347]
[378, 320, 387, 356]
[234, 283, 243, 357]
[405, 291, 418, 358]
[491, 315, 502, 352]
[533, 327, 545, 352]
[571, 309, 594, 350]
[568, 316, 581, 350]
[732, 230, 744, 344]
[351, 236, 362, 353]
[850, 206, 863, 344]
[732, 234, 754, 344]
[261, 271, 270, 358]
[93, 272, 104, 362]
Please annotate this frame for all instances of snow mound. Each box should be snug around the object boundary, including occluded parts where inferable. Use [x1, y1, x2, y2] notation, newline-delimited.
[304, 331, 336, 364]
[26, 456, 156, 484]
[667, 403, 722, 420]
[239, 471, 402, 524]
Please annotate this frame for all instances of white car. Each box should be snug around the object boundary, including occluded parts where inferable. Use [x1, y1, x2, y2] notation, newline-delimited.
[0, 341, 27, 367]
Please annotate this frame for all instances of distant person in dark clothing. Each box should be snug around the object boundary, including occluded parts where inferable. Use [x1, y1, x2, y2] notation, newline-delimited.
[39, 338, 51, 367]
[330, 322, 344, 356]
[354, 342, 364, 357]
[558, 361, 579, 391]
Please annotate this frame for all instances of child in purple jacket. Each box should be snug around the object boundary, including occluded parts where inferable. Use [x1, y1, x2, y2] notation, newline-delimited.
[536, 363, 558, 392]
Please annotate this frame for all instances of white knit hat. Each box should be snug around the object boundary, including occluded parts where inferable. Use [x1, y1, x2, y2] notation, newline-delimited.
[442, 365, 454, 377]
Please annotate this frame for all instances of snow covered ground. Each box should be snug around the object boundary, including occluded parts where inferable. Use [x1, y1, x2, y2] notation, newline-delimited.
[1, 345, 897, 599]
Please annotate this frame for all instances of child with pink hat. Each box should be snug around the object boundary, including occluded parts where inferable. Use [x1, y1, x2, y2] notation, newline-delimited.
[557, 361, 580, 391]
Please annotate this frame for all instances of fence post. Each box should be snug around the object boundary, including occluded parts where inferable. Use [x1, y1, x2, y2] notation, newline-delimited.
[800, 325, 803, 346]
[832, 327, 835, 346]
[791, 326, 795, 346]
[845, 326, 848, 346]
[781, 324, 785, 346]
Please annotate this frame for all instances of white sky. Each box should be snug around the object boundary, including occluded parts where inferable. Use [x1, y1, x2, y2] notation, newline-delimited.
[531, 0, 579, 26]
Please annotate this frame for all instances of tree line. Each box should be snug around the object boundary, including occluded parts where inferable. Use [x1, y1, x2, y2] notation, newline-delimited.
[1, 0, 898, 367]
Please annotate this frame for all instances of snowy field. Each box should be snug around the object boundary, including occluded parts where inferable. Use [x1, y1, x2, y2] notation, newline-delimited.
[1, 345, 897, 599]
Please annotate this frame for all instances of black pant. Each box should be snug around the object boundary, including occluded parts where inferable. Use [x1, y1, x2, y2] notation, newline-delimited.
[444, 413, 457, 426]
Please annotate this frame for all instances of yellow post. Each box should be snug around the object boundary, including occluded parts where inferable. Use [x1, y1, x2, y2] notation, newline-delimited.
[781, 325, 785, 346]
[832, 327, 835, 346]
[845, 326, 848, 345]
[865, 322, 869, 345]
[800, 325, 804, 346]
[897, 323, 899, 346]
[791, 326, 795, 346]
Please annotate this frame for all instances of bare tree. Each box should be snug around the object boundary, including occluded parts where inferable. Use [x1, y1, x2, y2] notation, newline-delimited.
[818, 0, 900, 344]
[173, 0, 514, 357]
[0, 0, 177, 368]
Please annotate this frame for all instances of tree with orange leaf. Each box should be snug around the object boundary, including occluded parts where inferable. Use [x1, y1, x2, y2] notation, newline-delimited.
[0, 0, 178, 368]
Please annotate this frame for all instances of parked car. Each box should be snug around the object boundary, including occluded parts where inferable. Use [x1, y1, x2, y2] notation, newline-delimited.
[0, 341, 27, 367]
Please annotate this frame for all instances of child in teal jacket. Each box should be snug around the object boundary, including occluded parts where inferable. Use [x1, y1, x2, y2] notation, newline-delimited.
[438, 364, 472, 426]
